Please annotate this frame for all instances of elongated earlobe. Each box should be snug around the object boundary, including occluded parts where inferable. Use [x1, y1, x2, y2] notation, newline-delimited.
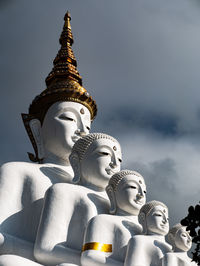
[22, 113, 44, 162]
[168, 233, 175, 250]
[106, 185, 117, 214]
[29, 119, 45, 160]
[69, 153, 81, 183]
[138, 212, 147, 233]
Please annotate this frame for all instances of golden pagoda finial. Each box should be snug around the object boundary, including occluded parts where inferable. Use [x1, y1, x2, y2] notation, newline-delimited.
[45, 10, 82, 87]
[64, 11, 72, 31]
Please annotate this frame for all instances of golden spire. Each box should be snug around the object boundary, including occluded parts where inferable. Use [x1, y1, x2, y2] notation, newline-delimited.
[45, 11, 82, 87]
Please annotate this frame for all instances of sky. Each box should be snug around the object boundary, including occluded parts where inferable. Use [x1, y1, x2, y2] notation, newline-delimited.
[1, 0, 200, 244]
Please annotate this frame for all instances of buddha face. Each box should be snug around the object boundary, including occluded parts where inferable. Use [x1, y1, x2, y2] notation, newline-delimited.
[115, 175, 146, 215]
[146, 205, 169, 236]
[174, 227, 192, 252]
[80, 138, 122, 189]
[41, 101, 91, 160]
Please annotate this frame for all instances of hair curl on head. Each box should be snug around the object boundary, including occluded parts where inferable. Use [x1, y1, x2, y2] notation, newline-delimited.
[138, 200, 168, 225]
[107, 169, 144, 191]
[71, 132, 120, 161]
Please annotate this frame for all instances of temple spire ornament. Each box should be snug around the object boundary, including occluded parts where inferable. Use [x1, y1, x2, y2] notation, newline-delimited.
[45, 11, 82, 87]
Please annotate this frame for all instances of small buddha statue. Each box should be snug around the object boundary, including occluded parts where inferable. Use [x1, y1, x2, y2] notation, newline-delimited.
[124, 200, 172, 266]
[161, 223, 197, 266]
[81, 170, 146, 266]
[0, 12, 97, 262]
[33, 133, 122, 266]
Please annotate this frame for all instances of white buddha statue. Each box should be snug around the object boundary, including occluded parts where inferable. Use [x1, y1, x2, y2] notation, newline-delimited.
[34, 133, 122, 266]
[81, 170, 146, 266]
[124, 200, 172, 266]
[161, 223, 197, 266]
[0, 12, 97, 261]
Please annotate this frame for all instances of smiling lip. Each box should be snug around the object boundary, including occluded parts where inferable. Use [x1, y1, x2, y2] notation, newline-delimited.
[160, 224, 168, 228]
[134, 200, 143, 205]
[105, 168, 115, 175]
[71, 135, 80, 143]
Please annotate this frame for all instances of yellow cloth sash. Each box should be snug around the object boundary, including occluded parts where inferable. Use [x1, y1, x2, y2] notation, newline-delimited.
[82, 242, 112, 253]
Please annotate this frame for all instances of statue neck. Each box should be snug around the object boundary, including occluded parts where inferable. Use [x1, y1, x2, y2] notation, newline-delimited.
[78, 178, 105, 192]
[146, 233, 166, 241]
[115, 208, 139, 223]
[173, 251, 190, 261]
[43, 151, 71, 166]
[174, 248, 188, 254]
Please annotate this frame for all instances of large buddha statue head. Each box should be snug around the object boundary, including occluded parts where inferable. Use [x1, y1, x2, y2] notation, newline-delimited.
[138, 200, 169, 235]
[69, 133, 122, 191]
[22, 12, 97, 164]
[106, 170, 146, 215]
[168, 223, 192, 252]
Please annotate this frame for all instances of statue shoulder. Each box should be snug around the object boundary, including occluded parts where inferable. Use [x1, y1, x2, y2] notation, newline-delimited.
[1, 161, 39, 171]
[45, 183, 80, 200]
[0, 162, 54, 192]
[0, 161, 39, 179]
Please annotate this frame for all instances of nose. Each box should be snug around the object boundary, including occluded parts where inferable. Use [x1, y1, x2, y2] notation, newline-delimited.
[137, 193, 144, 200]
[162, 215, 168, 224]
[75, 122, 89, 137]
[137, 186, 145, 199]
[109, 154, 119, 169]
[75, 129, 87, 137]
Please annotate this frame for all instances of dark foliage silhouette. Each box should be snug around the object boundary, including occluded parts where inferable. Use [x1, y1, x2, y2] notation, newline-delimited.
[181, 203, 200, 265]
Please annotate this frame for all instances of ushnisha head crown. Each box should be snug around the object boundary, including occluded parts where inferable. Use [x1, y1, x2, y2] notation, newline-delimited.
[22, 11, 97, 162]
[107, 170, 144, 191]
[167, 223, 184, 246]
[70, 133, 120, 161]
[138, 200, 168, 225]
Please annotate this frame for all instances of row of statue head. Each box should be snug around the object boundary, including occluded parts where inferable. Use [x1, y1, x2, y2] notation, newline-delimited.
[63, 132, 194, 266]
[123, 200, 195, 266]
[69, 132, 194, 265]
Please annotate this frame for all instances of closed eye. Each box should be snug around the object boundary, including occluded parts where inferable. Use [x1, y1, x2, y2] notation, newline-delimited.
[59, 115, 75, 122]
[154, 214, 162, 217]
[98, 152, 110, 156]
[130, 186, 137, 189]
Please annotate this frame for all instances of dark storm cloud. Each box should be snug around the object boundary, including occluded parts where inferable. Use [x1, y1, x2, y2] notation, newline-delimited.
[95, 107, 179, 136]
[132, 158, 178, 196]
[0, 0, 13, 8]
